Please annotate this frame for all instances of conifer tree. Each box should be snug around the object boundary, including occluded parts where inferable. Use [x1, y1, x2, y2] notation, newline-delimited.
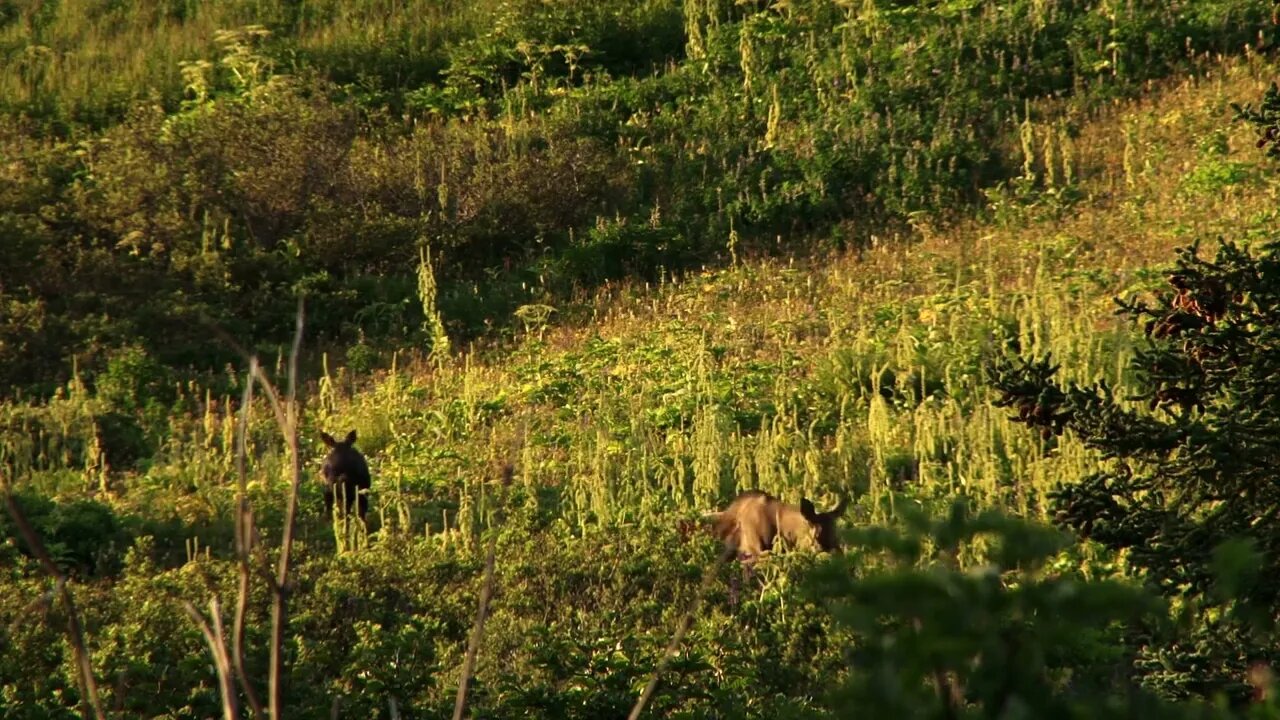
[989, 84, 1280, 701]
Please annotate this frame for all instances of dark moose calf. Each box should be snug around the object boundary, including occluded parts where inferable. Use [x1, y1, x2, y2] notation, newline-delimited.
[320, 430, 371, 522]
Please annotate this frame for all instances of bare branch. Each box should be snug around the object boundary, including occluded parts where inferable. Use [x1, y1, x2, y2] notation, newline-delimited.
[287, 296, 303, 416]
[234, 363, 266, 720]
[627, 546, 735, 720]
[266, 297, 305, 720]
[252, 363, 289, 441]
[183, 597, 240, 720]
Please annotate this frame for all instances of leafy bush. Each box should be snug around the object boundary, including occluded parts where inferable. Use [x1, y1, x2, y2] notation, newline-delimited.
[807, 498, 1280, 718]
[0, 492, 129, 577]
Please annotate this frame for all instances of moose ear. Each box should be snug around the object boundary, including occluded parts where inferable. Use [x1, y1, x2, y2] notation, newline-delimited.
[800, 498, 819, 521]
[320, 432, 337, 448]
[344, 430, 358, 445]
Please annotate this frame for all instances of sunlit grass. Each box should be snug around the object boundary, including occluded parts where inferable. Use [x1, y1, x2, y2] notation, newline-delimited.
[6, 58, 1274, 558]
[0, 0, 498, 121]
[275, 57, 1280, 541]
[2, 47, 1277, 719]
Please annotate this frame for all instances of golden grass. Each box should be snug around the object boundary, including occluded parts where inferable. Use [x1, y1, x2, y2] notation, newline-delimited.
[333, 56, 1276, 527]
[8, 56, 1277, 549]
[0, 0, 492, 114]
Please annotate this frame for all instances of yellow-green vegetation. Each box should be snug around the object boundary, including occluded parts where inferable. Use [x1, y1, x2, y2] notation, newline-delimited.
[1, 0, 495, 125]
[4, 0, 1280, 716]
[315, 58, 1277, 532]
[3, 0, 1273, 393]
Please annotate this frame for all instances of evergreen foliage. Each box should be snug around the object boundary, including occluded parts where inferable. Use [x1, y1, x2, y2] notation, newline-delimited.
[991, 85, 1280, 701]
[807, 498, 1280, 719]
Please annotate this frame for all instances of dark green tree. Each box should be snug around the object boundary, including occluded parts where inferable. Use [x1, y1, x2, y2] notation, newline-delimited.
[1235, 82, 1280, 160]
[989, 87, 1280, 702]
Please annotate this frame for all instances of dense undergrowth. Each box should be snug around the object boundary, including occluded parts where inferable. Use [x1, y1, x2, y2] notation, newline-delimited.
[2, 0, 1276, 395]
[4, 0, 1280, 717]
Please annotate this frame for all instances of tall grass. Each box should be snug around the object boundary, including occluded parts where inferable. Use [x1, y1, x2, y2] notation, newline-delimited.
[293, 58, 1279, 538]
[2, 38, 1279, 720]
[7, 55, 1273, 534]
[3, 0, 1272, 402]
[0, 0, 499, 124]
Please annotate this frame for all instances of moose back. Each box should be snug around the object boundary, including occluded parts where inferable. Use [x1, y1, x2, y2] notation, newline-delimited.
[707, 490, 848, 560]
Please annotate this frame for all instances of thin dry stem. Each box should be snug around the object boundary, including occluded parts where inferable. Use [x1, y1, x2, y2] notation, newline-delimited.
[2, 488, 107, 720]
[265, 297, 306, 720]
[183, 597, 240, 720]
[452, 463, 514, 720]
[627, 546, 736, 720]
[234, 360, 267, 720]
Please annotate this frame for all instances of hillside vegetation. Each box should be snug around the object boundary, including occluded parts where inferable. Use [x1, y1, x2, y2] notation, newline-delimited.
[2, 0, 1274, 394]
[4, 0, 1280, 717]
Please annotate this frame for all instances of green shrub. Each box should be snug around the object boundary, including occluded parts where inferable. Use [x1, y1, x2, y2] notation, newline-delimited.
[0, 491, 129, 577]
[805, 498, 1279, 718]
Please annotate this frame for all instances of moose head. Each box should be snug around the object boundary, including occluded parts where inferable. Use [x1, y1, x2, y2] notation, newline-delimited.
[319, 429, 371, 522]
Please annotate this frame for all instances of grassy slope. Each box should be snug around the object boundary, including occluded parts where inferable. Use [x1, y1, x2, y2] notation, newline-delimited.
[295, 57, 1278, 534]
[5, 0, 1273, 400]
[0, 0, 493, 123]
[3, 49, 1280, 720]
[75, 57, 1274, 553]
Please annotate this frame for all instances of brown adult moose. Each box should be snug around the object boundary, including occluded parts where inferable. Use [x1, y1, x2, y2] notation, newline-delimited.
[706, 490, 849, 562]
[319, 430, 371, 522]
